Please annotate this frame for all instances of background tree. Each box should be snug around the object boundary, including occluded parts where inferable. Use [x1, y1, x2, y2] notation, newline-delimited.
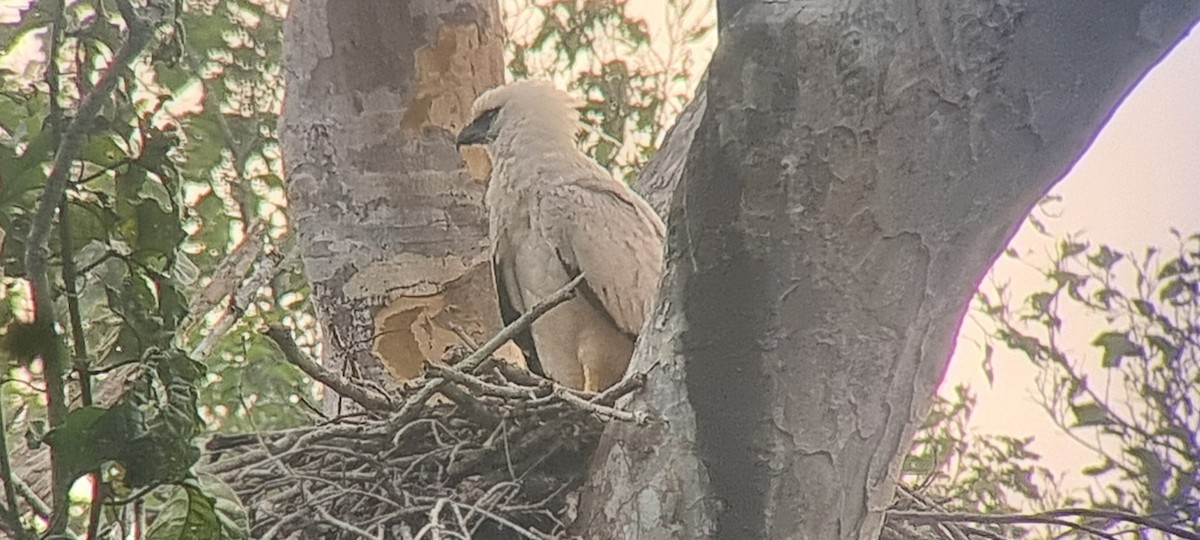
[281, 0, 509, 416]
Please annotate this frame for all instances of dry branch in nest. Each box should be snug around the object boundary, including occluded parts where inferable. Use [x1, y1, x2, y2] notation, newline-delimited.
[202, 276, 647, 539]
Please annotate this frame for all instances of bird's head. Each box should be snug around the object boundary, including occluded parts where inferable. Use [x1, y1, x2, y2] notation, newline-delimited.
[456, 80, 581, 150]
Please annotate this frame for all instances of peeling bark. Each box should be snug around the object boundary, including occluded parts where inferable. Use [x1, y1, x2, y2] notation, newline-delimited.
[580, 2, 1200, 539]
[280, 0, 510, 414]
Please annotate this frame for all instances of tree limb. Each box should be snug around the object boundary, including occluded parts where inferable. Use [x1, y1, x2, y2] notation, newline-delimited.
[390, 274, 585, 426]
[263, 325, 394, 412]
[191, 244, 296, 360]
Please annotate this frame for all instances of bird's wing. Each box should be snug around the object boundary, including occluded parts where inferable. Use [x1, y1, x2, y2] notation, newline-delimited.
[535, 180, 665, 338]
[491, 232, 546, 376]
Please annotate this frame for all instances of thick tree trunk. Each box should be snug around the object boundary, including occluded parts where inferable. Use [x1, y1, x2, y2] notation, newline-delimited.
[280, 0, 507, 414]
[580, 2, 1200, 539]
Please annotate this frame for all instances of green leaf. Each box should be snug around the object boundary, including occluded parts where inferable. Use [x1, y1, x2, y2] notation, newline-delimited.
[1091, 331, 1142, 368]
[1132, 299, 1155, 318]
[158, 281, 189, 330]
[44, 406, 113, 483]
[146, 484, 222, 540]
[1028, 292, 1053, 314]
[1070, 402, 1112, 428]
[981, 343, 995, 387]
[1157, 257, 1187, 279]
[155, 66, 196, 93]
[1145, 335, 1179, 363]
[1126, 447, 1167, 498]
[1081, 458, 1116, 476]
[138, 177, 175, 212]
[83, 133, 128, 168]
[1060, 240, 1087, 258]
[1159, 278, 1191, 305]
[1087, 245, 1123, 269]
[172, 251, 201, 286]
[1002, 331, 1043, 363]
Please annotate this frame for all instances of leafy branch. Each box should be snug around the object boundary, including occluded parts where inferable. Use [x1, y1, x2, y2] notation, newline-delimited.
[889, 507, 1200, 540]
[20, 0, 167, 533]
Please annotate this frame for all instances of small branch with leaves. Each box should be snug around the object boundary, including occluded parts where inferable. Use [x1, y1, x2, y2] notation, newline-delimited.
[20, 1, 169, 535]
[886, 506, 1200, 540]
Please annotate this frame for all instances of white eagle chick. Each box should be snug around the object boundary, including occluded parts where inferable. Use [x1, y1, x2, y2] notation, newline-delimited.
[456, 80, 664, 392]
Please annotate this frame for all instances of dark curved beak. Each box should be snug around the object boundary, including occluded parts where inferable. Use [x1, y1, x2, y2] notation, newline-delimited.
[456, 121, 489, 149]
[456, 108, 500, 149]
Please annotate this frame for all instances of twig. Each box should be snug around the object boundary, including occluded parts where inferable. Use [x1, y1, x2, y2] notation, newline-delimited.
[447, 500, 548, 540]
[393, 274, 585, 426]
[490, 362, 547, 387]
[9, 473, 72, 540]
[462, 274, 585, 374]
[315, 506, 379, 540]
[589, 371, 646, 406]
[425, 364, 543, 400]
[181, 227, 268, 339]
[59, 194, 106, 540]
[551, 387, 647, 424]
[204, 274, 665, 537]
[888, 508, 1200, 540]
[895, 486, 971, 540]
[0, 384, 32, 540]
[263, 325, 394, 412]
[437, 385, 502, 429]
[58, 197, 92, 405]
[191, 244, 294, 361]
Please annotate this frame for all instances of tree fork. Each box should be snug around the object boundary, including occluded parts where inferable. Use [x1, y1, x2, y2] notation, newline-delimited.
[577, 2, 1200, 539]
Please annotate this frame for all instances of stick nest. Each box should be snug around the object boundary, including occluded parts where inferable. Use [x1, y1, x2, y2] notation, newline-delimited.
[203, 346, 646, 540]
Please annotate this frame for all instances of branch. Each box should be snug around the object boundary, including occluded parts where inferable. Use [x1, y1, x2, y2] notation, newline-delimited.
[391, 274, 585, 425]
[0, 384, 33, 540]
[11, 474, 51, 520]
[25, 5, 160, 316]
[460, 273, 586, 374]
[888, 508, 1200, 540]
[58, 196, 106, 540]
[551, 386, 647, 424]
[190, 244, 294, 361]
[263, 325, 394, 412]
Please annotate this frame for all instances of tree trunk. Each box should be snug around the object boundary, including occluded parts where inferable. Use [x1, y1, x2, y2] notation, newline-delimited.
[579, 2, 1200, 539]
[280, 0, 507, 414]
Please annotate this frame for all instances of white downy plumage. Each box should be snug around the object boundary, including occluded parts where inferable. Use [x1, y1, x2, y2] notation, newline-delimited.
[456, 80, 665, 392]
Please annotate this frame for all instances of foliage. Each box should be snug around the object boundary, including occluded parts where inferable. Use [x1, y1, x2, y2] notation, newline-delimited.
[971, 230, 1200, 534]
[904, 386, 1059, 517]
[0, 0, 311, 536]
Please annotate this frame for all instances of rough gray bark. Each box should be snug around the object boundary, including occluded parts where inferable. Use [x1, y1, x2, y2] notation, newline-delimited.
[280, 0, 508, 414]
[633, 85, 704, 217]
[579, 2, 1200, 539]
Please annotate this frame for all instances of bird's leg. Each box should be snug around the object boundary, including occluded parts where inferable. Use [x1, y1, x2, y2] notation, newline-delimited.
[582, 365, 600, 393]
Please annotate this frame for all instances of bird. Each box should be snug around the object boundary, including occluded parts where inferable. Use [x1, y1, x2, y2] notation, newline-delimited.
[456, 80, 665, 392]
